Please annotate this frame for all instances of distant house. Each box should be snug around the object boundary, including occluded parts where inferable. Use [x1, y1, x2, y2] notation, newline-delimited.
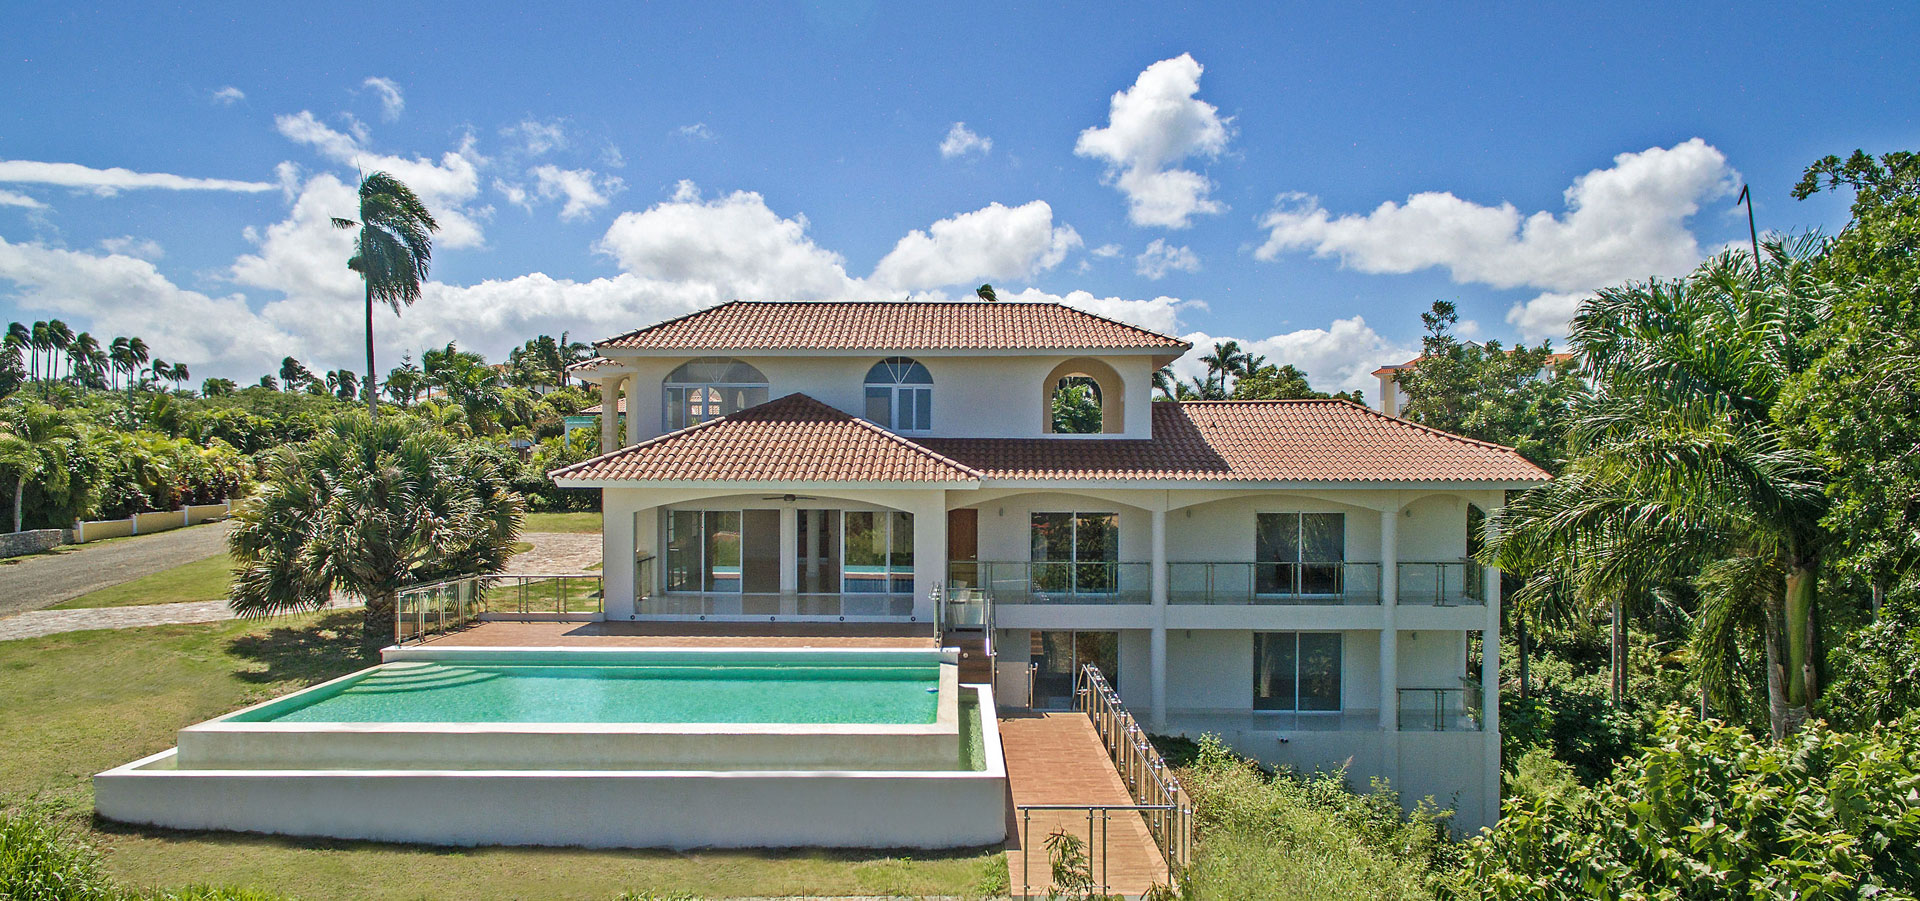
[551, 299, 1548, 829]
[563, 396, 624, 449]
[1372, 349, 1576, 418]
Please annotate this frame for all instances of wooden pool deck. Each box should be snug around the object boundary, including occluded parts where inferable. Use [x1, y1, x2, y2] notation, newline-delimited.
[999, 712, 1171, 899]
[412, 620, 937, 649]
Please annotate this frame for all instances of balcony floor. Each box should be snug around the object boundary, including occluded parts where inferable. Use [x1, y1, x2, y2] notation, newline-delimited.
[415, 620, 936, 649]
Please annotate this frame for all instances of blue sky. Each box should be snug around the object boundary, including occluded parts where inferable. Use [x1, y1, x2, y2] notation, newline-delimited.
[0, 2, 1911, 393]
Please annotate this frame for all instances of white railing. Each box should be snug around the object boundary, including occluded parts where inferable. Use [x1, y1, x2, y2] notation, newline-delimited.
[1014, 663, 1191, 897]
[394, 572, 604, 644]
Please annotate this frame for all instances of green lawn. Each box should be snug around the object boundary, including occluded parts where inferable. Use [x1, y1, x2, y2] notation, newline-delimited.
[523, 511, 603, 533]
[51, 553, 236, 609]
[0, 613, 1003, 899]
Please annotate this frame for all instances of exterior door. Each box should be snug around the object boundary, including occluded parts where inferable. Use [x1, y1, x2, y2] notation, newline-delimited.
[740, 509, 781, 594]
[947, 508, 978, 587]
[1031, 630, 1121, 710]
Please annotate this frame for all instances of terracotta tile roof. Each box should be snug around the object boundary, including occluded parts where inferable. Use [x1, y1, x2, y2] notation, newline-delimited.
[578, 397, 626, 415]
[918, 401, 1549, 482]
[549, 393, 980, 483]
[1372, 350, 1577, 377]
[595, 301, 1190, 352]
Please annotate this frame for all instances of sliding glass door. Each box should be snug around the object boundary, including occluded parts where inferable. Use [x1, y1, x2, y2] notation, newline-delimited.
[1031, 630, 1120, 709]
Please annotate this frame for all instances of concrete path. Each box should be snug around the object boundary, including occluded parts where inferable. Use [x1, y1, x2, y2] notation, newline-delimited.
[0, 521, 234, 617]
[999, 712, 1170, 899]
[0, 532, 593, 642]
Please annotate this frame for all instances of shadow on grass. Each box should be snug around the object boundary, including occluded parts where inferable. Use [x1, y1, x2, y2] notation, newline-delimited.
[226, 609, 377, 685]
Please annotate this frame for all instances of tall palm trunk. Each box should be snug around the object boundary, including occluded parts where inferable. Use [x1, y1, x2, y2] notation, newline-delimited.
[1610, 596, 1627, 705]
[1783, 559, 1819, 730]
[363, 233, 379, 419]
[11, 473, 23, 533]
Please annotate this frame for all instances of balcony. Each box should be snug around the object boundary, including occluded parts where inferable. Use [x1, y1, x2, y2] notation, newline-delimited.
[1168, 562, 1382, 606]
[955, 561, 1152, 605]
[1396, 562, 1485, 606]
[1396, 685, 1484, 731]
[635, 593, 916, 619]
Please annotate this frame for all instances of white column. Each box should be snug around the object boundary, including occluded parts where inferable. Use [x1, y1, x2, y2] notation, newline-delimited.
[602, 492, 637, 619]
[1379, 508, 1399, 731]
[1482, 511, 1504, 828]
[778, 506, 799, 595]
[1149, 507, 1169, 730]
[910, 494, 947, 623]
[599, 377, 619, 454]
[624, 373, 642, 447]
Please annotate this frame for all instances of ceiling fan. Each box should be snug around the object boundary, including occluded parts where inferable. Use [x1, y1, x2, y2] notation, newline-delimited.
[760, 494, 819, 503]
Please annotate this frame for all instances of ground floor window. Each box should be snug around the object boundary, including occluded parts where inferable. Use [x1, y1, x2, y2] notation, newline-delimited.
[842, 510, 914, 594]
[1254, 632, 1343, 711]
[666, 510, 742, 593]
[1256, 512, 1346, 595]
[1032, 630, 1120, 709]
[1030, 512, 1118, 594]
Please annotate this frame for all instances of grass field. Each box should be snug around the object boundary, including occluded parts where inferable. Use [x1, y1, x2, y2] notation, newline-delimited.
[523, 511, 603, 533]
[50, 553, 235, 610]
[0, 613, 1002, 899]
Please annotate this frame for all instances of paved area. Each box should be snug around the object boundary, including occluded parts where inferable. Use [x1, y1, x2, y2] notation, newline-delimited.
[0, 520, 233, 617]
[421, 619, 937, 648]
[999, 712, 1170, 899]
[0, 532, 592, 642]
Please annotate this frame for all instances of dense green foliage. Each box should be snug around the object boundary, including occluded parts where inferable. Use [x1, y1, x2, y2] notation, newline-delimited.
[1398, 301, 1581, 470]
[228, 415, 522, 648]
[1178, 736, 1451, 900]
[1446, 712, 1920, 900]
[0, 807, 293, 901]
[1154, 339, 1364, 403]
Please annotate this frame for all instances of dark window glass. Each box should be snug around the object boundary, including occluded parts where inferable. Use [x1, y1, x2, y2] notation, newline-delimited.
[1254, 632, 1300, 710]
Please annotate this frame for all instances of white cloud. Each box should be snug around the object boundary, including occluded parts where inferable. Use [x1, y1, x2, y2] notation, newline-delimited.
[212, 86, 245, 105]
[1178, 317, 1415, 397]
[595, 181, 864, 302]
[1090, 243, 1123, 259]
[494, 179, 531, 210]
[98, 236, 163, 261]
[361, 77, 405, 121]
[601, 145, 627, 168]
[1505, 291, 1590, 342]
[503, 118, 568, 156]
[673, 123, 715, 141]
[0, 160, 274, 195]
[1134, 239, 1199, 280]
[939, 122, 992, 159]
[1074, 53, 1231, 228]
[274, 111, 487, 248]
[0, 189, 47, 209]
[1256, 138, 1738, 340]
[530, 165, 624, 221]
[869, 200, 1080, 292]
[1005, 287, 1199, 337]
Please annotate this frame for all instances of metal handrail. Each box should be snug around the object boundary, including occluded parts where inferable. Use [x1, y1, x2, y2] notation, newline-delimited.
[1071, 663, 1193, 888]
[394, 572, 604, 644]
[1167, 561, 1383, 605]
[1015, 803, 1177, 899]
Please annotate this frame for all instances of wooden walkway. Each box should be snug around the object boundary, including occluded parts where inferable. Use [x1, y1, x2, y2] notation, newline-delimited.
[999, 712, 1170, 899]
[416, 620, 935, 648]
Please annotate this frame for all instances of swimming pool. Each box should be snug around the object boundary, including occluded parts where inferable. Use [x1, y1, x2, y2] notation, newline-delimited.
[227, 653, 941, 725]
[97, 645, 1008, 849]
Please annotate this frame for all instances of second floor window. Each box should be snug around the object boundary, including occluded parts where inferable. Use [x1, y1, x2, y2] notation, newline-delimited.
[864, 357, 932, 432]
[1256, 512, 1346, 595]
[1031, 512, 1118, 594]
[663, 357, 768, 431]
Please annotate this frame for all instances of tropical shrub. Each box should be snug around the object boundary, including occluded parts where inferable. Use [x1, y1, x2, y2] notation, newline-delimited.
[1443, 711, 1920, 900]
[0, 807, 118, 901]
[1179, 735, 1449, 900]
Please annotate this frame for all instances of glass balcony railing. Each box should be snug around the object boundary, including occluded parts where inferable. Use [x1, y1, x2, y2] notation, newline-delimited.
[966, 561, 1152, 604]
[1167, 562, 1382, 605]
[1397, 684, 1485, 731]
[1396, 561, 1486, 606]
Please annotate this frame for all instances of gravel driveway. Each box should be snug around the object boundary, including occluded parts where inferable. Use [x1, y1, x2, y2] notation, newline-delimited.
[0, 521, 234, 618]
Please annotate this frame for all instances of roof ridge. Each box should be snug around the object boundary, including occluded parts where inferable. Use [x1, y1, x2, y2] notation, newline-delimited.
[591, 298, 1189, 350]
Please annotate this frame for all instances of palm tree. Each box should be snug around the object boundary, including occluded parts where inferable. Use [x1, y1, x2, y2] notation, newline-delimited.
[0, 403, 79, 532]
[228, 415, 521, 650]
[325, 369, 359, 401]
[201, 377, 238, 397]
[331, 172, 438, 417]
[384, 355, 425, 407]
[113, 336, 149, 412]
[279, 356, 314, 393]
[41, 320, 72, 386]
[168, 362, 190, 393]
[1197, 340, 1253, 398]
[1485, 239, 1832, 740]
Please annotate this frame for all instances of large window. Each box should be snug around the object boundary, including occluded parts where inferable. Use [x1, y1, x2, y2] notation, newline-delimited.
[662, 357, 768, 431]
[1254, 632, 1343, 711]
[666, 510, 743, 593]
[842, 511, 914, 594]
[864, 357, 933, 432]
[1031, 512, 1119, 594]
[1256, 512, 1346, 596]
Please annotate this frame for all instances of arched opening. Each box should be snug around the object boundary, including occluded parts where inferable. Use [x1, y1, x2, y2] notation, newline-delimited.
[1042, 358, 1126, 434]
[661, 357, 768, 430]
[864, 356, 933, 432]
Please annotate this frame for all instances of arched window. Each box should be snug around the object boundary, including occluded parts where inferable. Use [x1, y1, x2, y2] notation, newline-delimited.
[864, 357, 933, 432]
[1043, 358, 1125, 434]
[663, 357, 768, 430]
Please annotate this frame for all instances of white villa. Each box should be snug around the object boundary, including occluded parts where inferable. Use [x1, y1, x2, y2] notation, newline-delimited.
[553, 300, 1548, 829]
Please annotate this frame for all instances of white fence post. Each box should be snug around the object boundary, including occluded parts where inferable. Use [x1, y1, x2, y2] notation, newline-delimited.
[129, 513, 139, 536]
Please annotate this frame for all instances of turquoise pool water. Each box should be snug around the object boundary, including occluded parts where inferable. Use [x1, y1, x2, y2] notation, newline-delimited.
[232, 655, 941, 725]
